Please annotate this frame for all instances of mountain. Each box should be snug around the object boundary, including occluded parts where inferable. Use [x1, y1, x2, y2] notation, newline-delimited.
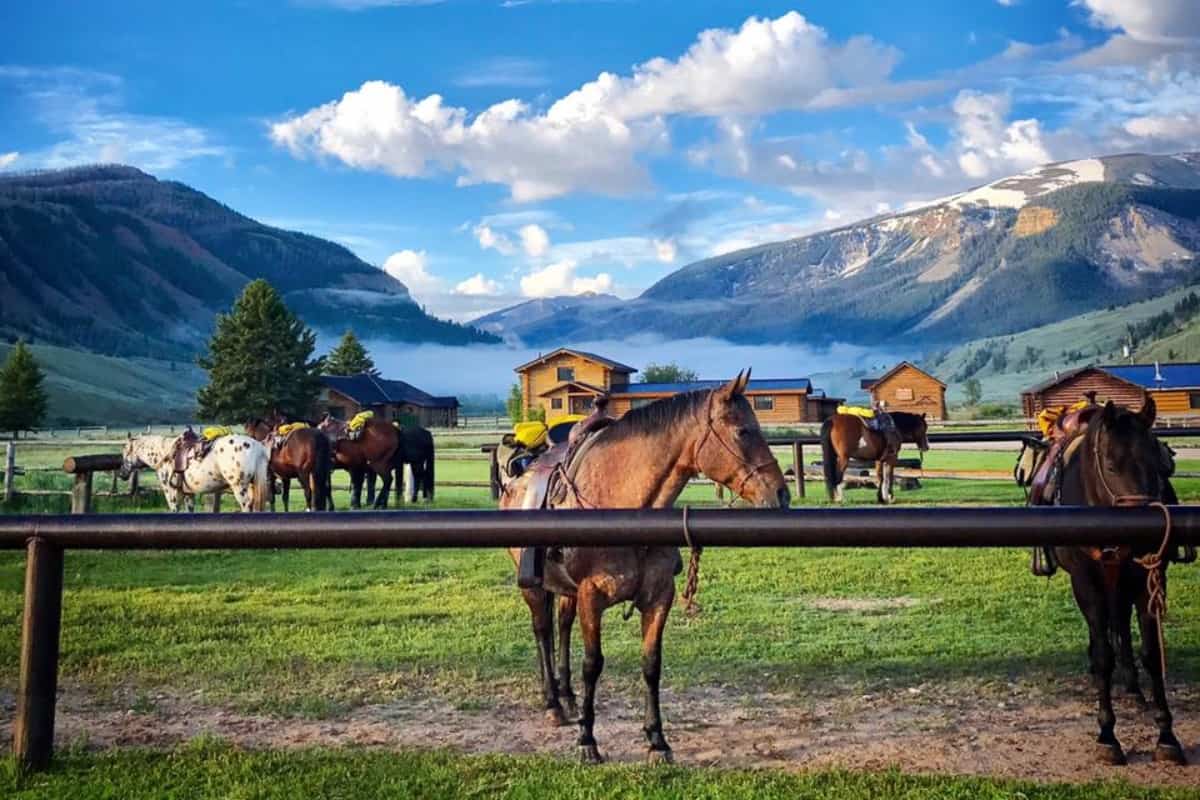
[0, 165, 498, 358]
[475, 152, 1200, 347]
[471, 292, 624, 342]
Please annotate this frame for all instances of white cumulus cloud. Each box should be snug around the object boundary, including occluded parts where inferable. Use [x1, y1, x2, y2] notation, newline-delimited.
[519, 259, 613, 298]
[454, 273, 503, 296]
[382, 249, 443, 295]
[519, 223, 550, 257]
[0, 152, 17, 169]
[951, 90, 1050, 179]
[1078, 0, 1200, 45]
[473, 223, 516, 255]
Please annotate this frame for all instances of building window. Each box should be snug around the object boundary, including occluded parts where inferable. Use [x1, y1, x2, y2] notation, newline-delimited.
[328, 407, 345, 420]
[753, 396, 775, 411]
[630, 397, 655, 409]
[551, 398, 563, 410]
[571, 396, 595, 414]
[895, 387, 914, 401]
[1189, 393, 1200, 410]
[557, 366, 575, 381]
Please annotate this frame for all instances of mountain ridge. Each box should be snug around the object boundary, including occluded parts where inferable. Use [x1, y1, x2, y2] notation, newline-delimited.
[0, 164, 498, 357]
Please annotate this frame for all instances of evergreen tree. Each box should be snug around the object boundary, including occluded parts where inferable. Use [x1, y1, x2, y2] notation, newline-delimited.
[0, 341, 49, 436]
[963, 378, 983, 407]
[324, 330, 378, 376]
[196, 280, 324, 420]
[506, 383, 524, 425]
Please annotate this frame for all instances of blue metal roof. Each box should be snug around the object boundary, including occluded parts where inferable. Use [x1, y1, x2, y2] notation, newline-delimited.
[1101, 363, 1200, 390]
[322, 374, 458, 408]
[611, 378, 812, 395]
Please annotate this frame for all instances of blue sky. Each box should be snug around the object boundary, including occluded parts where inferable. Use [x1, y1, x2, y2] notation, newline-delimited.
[2, 0, 1198, 321]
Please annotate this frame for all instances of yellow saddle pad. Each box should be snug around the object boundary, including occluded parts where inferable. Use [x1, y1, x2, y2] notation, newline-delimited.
[837, 405, 875, 419]
[348, 411, 374, 431]
[1037, 399, 1089, 438]
[514, 421, 548, 449]
[202, 425, 233, 441]
[276, 421, 309, 436]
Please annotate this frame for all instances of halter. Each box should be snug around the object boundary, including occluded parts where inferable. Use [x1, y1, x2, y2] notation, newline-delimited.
[693, 391, 778, 502]
[1090, 420, 1158, 509]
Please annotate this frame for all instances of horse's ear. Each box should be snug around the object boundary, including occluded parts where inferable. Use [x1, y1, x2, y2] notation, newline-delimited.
[738, 367, 752, 394]
[1102, 399, 1118, 424]
[1138, 393, 1157, 428]
[922, 412, 927, 420]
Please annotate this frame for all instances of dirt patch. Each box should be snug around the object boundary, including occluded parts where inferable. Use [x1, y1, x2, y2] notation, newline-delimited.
[804, 596, 924, 613]
[2, 680, 1197, 787]
[1014, 206, 1060, 237]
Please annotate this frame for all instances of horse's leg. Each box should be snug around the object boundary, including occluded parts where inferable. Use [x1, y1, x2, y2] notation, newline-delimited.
[365, 471, 376, 506]
[521, 587, 566, 726]
[299, 470, 313, 512]
[1135, 571, 1186, 764]
[557, 594, 578, 719]
[640, 601, 673, 764]
[835, 453, 850, 504]
[577, 582, 606, 764]
[373, 465, 392, 509]
[409, 463, 419, 504]
[1113, 591, 1146, 708]
[350, 470, 363, 509]
[281, 477, 291, 513]
[875, 459, 885, 504]
[1069, 568, 1124, 764]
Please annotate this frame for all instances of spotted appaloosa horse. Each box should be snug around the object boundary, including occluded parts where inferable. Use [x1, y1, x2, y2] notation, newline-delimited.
[119, 434, 270, 512]
[499, 371, 790, 765]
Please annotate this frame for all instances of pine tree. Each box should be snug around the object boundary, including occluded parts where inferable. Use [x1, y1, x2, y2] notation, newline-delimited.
[324, 330, 378, 376]
[196, 280, 324, 421]
[506, 383, 524, 425]
[0, 340, 49, 436]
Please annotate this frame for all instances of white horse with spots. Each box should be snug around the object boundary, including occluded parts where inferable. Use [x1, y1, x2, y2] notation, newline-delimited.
[119, 434, 270, 512]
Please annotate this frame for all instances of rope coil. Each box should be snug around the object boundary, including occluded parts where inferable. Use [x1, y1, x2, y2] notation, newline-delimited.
[1132, 501, 1172, 681]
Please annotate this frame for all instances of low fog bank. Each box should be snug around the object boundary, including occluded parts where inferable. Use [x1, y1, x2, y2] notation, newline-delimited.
[346, 335, 914, 400]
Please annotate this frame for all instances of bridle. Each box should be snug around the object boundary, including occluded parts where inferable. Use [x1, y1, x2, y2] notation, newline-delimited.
[693, 391, 778, 503]
[1090, 419, 1161, 509]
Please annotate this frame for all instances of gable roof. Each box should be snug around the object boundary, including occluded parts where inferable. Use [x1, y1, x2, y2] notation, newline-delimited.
[862, 361, 946, 390]
[1020, 366, 1098, 396]
[537, 380, 608, 397]
[514, 347, 637, 374]
[610, 378, 812, 395]
[322, 374, 458, 408]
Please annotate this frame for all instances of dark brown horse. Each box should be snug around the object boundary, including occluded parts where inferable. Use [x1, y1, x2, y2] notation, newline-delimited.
[500, 371, 790, 764]
[317, 415, 400, 509]
[820, 410, 929, 504]
[1044, 398, 1189, 766]
[244, 419, 332, 512]
[394, 424, 436, 504]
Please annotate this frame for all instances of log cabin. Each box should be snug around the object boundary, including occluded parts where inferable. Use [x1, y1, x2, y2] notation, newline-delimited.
[1020, 362, 1200, 419]
[317, 374, 459, 428]
[860, 361, 947, 420]
[514, 348, 843, 424]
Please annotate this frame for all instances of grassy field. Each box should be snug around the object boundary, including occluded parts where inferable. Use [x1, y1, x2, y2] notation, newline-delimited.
[4, 744, 1195, 800]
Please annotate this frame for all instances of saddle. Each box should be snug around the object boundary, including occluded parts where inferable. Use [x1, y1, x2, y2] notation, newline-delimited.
[515, 402, 615, 589]
[171, 428, 211, 488]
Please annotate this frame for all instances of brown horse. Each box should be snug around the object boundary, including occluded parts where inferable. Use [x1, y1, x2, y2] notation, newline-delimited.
[1043, 397, 1189, 766]
[244, 418, 332, 512]
[500, 371, 790, 764]
[317, 415, 399, 509]
[820, 410, 930, 504]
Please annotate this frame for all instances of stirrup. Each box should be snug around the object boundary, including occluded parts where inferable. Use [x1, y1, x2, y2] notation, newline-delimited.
[1031, 546, 1057, 577]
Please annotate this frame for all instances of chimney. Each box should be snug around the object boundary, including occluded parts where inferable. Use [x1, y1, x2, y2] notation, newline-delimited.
[1154, 361, 1164, 384]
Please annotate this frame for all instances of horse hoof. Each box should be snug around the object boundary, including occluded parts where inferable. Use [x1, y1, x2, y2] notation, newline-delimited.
[545, 707, 568, 728]
[1154, 743, 1187, 765]
[562, 698, 578, 719]
[579, 744, 604, 765]
[1095, 742, 1127, 766]
[646, 747, 674, 765]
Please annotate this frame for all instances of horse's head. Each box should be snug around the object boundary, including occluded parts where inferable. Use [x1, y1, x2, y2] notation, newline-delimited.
[118, 435, 145, 480]
[896, 412, 930, 452]
[244, 418, 269, 441]
[695, 369, 790, 508]
[1088, 396, 1169, 506]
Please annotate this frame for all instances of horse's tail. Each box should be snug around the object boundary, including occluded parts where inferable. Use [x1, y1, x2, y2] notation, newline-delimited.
[252, 453, 270, 512]
[424, 453, 435, 501]
[820, 417, 841, 501]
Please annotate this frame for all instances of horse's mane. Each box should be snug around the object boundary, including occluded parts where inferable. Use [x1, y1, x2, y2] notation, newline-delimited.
[599, 389, 713, 445]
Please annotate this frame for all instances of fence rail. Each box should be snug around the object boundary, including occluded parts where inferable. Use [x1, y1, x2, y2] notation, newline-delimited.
[3, 504, 1198, 771]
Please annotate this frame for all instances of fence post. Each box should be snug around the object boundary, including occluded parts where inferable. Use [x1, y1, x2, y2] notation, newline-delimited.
[793, 441, 805, 499]
[4, 442, 14, 502]
[70, 471, 93, 515]
[12, 537, 64, 772]
[109, 469, 119, 496]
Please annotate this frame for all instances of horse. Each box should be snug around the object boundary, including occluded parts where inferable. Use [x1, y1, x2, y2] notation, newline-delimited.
[244, 418, 332, 512]
[499, 371, 790, 765]
[391, 424, 436, 504]
[316, 415, 399, 509]
[820, 410, 930, 504]
[1039, 397, 1189, 766]
[118, 433, 270, 512]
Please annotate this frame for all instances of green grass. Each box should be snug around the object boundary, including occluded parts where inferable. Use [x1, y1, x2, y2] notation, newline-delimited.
[3, 743, 1195, 800]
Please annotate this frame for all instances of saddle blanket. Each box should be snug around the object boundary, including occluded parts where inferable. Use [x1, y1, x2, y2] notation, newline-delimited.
[348, 411, 374, 431]
[202, 426, 232, 441]
[276, 421, 309, 436]
[1036, 398, 1090, 438]
[837, 405, 875, 419]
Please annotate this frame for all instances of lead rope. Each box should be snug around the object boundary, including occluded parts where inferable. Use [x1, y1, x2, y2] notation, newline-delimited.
[1132, 501, 1173, 682]
[680, 505, 704, 618]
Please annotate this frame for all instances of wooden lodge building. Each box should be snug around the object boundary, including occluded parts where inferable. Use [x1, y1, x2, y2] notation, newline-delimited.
[317, 374, 459, 428]
[1020, 362, 1200, 418]
[514, 348, 843, 425]
[860, 361, 947, 420]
